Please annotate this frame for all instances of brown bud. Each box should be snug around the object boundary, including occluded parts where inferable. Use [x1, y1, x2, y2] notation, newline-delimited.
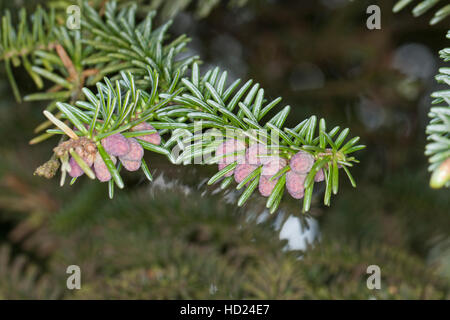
[34, 159, 60, 179]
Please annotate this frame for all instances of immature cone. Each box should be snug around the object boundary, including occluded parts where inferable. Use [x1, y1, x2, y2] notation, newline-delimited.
[131, 122, 161, 145]
[67, 145, 96, 178]
[216, 139, 246, 164]
[289, 151, 314, 174]
[218, 163, 234, 177]
[53, 137, 96, 161]
[234, 164, 257, 184]
[93, 152, 117, 182]
[74, 145, 95, 167]
[314, 169, 325, 182]
[286, 171, 306, 199]
[121, 159, 142, 172]
[246, 143, 268, 165]
[119, 138, 144, 172]
[258, 175, 278, 197]
[101, 133, 130, 157]
[261, 156, 287, 177]
[68, 157, 85, 178]
[216, 139, 246, 175]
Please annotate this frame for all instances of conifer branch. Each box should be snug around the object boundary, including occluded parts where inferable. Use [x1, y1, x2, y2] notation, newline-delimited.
[393, 0, 450, 25]
[426, 30, 450, 188]
[0, 6, 58, 101]
[2, 1, 365, 213]
[80, 1, 199, 89]
[39, 65, 364, 213]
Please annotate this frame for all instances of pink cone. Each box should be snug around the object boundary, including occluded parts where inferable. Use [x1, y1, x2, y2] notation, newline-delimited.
[120, 159, 142, 172]
[258, 175, 278, 197]
[68, 157, 85, 178]
[101, 133, 130, 157]
[131, 122, 161, 146]
[119, 138, 144, 172]
[120, 138, 144, 162]
[261, 156, 287, 177]
[286, 171, 306, 199]
[93, 152, 116, 182]
[314, 169, 325, 182]
[218, 162, 234, 177]
[73, 146, 95, 167]
[289, 151, 314, 174]
[246, 143, 268, 165]
[234, 164, 258, 184]
[216, 139, 246, 165]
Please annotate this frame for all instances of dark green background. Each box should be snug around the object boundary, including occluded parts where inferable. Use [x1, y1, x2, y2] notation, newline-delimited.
[0, 0, 448, 299]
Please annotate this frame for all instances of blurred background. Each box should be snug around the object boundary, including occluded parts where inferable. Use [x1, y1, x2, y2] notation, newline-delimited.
[0, 0, 449, 299]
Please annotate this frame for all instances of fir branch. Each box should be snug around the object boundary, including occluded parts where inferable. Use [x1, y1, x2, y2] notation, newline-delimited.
[393, 0, 450, 25]
[0, 6, 98, 143]
[80, 1, 199, 89]
[41, 65, 364, 213]
[0, 6, 57, 101]
[2, 1, 364, 213]
[1, 1, 198, 144]
[426, 30, 450, 188]
[166, 63, 364, 213]
[394, 0, 450, 188]
[48, 0, 251, 20]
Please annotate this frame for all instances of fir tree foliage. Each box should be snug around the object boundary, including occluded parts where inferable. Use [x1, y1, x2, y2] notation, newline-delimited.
[1, 1, 198, 143]
[393, 2, 450, 188]
[393, 0, 450, 25]
[0, 5, 58, 102]
[30, 182, 450, 299]
[0, 1, 365, 213]
[426, 30, 450, 188]
[0, 245, 61, 299]
[0, 0, 448, 300]
[48, 0, 250, 20]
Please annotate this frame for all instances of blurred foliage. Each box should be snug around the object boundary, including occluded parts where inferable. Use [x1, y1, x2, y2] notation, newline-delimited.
[393, 0, 450, 25]
[0, 245, 61, 299]
[0, 0, 449, 299]
[1, 178, 448, 299]
[48, 0, 250, 20]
